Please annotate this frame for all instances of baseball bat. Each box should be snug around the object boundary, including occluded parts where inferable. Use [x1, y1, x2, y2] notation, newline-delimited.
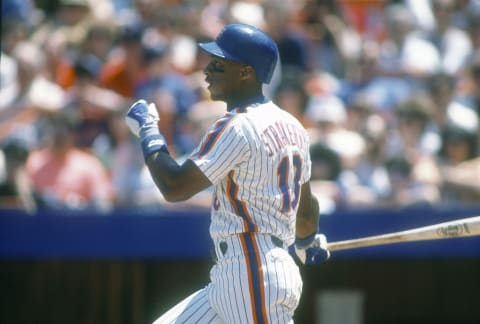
[327, 216, 480, 251]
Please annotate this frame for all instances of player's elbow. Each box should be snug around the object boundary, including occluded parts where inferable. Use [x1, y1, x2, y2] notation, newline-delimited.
[159, 184, 193, 202]
[162, 192, 191, 202]
[149, 159, 211, 202]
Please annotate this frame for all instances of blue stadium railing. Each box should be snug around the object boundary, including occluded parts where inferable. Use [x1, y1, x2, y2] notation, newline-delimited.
[1, 204, 480, 259]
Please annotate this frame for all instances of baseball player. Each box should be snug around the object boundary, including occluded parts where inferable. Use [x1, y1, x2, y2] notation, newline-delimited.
[126, 23, 330, 324]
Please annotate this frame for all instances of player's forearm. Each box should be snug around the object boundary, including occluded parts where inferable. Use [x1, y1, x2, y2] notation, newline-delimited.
[296, 194, 320, 239]
[146, 152, 212, 202]
[146, 151, 190, 202]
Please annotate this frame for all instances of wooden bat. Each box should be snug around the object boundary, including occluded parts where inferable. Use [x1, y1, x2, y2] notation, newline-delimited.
[327, 216, 480, 251]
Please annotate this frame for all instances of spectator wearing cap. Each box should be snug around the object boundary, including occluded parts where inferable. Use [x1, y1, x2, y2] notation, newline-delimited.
[439, 124, 478, 166]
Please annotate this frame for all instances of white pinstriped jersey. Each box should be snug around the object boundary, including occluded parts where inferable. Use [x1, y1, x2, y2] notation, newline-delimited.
[189, 100, 311, 246]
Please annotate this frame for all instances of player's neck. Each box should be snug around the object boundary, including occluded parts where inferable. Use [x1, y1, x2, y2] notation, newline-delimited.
[227, 94, 266, 111]
[226, 87, 265, 111]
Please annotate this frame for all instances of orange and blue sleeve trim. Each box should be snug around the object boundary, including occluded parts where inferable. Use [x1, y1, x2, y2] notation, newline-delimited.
[191, 112, 237, 160]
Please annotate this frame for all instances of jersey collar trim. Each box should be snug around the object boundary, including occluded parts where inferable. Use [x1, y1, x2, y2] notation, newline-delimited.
[228, 95, 268, 113]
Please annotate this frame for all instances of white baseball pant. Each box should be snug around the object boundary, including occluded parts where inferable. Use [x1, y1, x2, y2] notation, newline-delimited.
[152, 233, 302, 323]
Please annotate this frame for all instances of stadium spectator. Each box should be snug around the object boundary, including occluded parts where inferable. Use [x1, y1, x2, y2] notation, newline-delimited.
[437, 121, 480, 205]
[377, 3, 440, 79]
[425, 0, 472, 76]
[380, 155, 440, 208]
[304, 86, 381, 209]
[134, 41, 198, 156]
[458, 54, 480, 118]
[384, 95, 442, 190]
[0, 0, 478, 212]
[262, 1, 311, 74]
[65, 51, 126, 163]
[105, 110, 157, 208]
[385, 95, 440, 160]
[1, 18, 30, 56]
[336, 41, 413, 114]
[31, 0, 94, 52]
[309, 141, 342, 214]
[25, 111, 114, 211]
[52, 21, 117, 90]
[299, 0, 361, 78]
[426, 73, 457, 128]
[342, 97, 392, 207]
[0, 138, 37, 212]
[0, 41, 67, 144]
[99, 23, 146, 98]
[273, 71, 309, 127]
[0, 51, 18, 111]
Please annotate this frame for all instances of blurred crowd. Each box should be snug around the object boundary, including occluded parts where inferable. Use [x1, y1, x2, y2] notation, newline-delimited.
[1, 0, 479, 215]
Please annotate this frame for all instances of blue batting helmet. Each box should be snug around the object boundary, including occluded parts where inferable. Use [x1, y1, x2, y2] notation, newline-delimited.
[198, 23, 279, 84]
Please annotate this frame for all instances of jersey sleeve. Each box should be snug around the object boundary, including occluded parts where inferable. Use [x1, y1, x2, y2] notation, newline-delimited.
[188, 113, 250, 184]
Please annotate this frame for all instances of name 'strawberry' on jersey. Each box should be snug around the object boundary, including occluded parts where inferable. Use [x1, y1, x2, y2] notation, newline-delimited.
[260, 120, 308, 156]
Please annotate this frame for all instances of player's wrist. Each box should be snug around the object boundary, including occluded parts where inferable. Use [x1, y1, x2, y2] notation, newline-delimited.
[139, 127, 169, 160]
[295, 232, 317, 248]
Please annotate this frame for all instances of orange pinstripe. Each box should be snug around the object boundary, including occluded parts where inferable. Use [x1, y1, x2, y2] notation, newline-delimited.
[240, 233, 269, 324]
[226, 171, 259, 232]
[226, 170, 267, 322]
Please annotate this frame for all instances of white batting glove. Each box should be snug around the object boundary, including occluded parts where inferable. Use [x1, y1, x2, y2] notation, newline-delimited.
[290, 233, 330, 264]
[125, 99, 168, 159]
[126, 99, 159, 137]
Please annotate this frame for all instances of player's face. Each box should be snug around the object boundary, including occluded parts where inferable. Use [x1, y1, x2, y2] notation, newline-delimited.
[203, 56, 246, 102]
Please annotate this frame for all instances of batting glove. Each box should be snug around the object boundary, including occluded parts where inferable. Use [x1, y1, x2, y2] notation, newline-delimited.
[290, 233, 330, 265]
[126, 99, 168, 160]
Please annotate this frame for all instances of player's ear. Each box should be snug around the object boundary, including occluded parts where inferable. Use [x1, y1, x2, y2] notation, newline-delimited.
[240, 65, 254, 80]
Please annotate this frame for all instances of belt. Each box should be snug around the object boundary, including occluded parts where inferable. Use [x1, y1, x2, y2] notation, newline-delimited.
[211, 234, 284, 262]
